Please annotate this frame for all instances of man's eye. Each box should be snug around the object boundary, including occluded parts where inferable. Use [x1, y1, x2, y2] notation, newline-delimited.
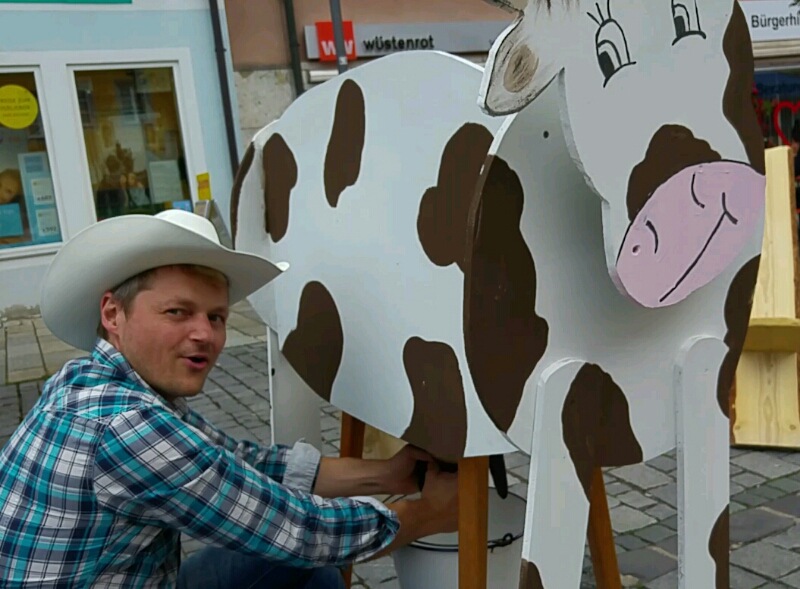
[210, 314, 227, 324]
[166, 309, 185, 316]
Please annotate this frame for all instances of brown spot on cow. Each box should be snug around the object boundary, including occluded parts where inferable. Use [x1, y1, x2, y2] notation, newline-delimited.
[324, 79, 366, 208]
[720, 256, 760, 419]
[626, 125, 721, 221]
[282, 282, 343, 403]
[263, 133, 297, 243]
[230, 141, 255, 248]
[464, 156, 549, 432]
[708, 505, 729, 589]
[562, 364, 643, 499]
[723, 3, 766, 175]
[417, 123, 494, 272]
[402, 337, 468, 462]
[519, 560, 545, 589]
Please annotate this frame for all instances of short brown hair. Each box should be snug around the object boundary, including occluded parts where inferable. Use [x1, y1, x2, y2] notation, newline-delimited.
[96, 264, 229, 339]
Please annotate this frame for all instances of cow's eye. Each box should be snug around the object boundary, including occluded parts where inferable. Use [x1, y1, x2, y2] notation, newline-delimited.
[672, 0, 706, 45]
[588, 1, 636, 87]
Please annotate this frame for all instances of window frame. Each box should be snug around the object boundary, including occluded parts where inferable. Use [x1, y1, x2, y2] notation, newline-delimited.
[0, 48, 206, 262]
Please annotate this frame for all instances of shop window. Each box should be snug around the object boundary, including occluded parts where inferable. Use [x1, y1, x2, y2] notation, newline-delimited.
[74, 67, 192, 221]
[0, 72, 63, 251]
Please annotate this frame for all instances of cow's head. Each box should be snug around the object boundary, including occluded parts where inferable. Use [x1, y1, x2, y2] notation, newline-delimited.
[479, 0, 765, 308]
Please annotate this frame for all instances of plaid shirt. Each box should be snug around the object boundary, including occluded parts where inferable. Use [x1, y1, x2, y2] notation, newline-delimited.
[0, 339, 399, 588]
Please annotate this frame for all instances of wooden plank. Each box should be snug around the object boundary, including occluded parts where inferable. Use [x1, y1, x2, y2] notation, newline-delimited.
[744, 318, 800, 353]
[750, 147, 796, 319]
[732, 146, 800, 448]
[339, 413, 366, 588]
[732, 352, 800, 447]
[458, 456, 489, 589]
[587, 468, 622, 589]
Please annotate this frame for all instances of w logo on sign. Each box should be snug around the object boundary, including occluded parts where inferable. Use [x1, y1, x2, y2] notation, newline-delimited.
[316, 21, 358, 62]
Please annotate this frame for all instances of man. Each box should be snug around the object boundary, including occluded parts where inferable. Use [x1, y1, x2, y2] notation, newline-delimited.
[0, 210, 458, 588]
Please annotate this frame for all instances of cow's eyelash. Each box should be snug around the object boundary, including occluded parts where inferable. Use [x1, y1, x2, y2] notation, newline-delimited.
[589, 0, 636, 87]
[671, 0, 707, 45]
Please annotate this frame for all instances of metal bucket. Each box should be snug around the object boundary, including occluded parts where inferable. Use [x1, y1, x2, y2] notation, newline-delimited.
[391, 492, 526, 589]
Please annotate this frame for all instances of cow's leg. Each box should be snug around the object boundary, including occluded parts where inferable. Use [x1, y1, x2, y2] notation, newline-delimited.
[518, 360, 593, 589]
[267, 328, 322, 448]
[675, 336, 730, 589]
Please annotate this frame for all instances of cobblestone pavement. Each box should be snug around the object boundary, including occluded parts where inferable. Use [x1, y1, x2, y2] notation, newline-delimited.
[4, 304, 800, 587]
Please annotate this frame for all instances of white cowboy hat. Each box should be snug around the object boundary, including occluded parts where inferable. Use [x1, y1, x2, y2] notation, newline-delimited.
[41, 209, 285, 352]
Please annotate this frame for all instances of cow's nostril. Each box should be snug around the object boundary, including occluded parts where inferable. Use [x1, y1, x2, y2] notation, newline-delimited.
[632, 245, 641, 255]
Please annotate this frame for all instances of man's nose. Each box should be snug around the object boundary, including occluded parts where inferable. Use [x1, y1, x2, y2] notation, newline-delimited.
[188, 315, 215, 342]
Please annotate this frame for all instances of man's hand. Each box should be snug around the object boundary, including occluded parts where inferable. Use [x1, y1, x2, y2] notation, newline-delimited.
[417, 462, 459, 534]
[382, 445, 434, 496]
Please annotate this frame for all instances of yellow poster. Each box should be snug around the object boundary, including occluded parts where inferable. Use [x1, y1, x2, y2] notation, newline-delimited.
[197, 172, 211, 201]
[0, 85, 39, 130]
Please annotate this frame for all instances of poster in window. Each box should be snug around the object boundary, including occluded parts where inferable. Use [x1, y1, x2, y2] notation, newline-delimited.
[18, 152, 62, 245]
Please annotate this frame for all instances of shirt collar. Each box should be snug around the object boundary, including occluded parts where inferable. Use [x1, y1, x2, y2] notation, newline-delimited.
[90, 338, 190, 417]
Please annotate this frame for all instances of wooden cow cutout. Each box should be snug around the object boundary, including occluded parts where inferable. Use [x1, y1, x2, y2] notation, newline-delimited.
[232, 1, 765, 586]
[474, 0, 764, 586]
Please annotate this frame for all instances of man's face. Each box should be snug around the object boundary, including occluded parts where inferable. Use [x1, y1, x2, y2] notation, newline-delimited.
[102, 266, 229, 402]
[0, 176, 20, 205]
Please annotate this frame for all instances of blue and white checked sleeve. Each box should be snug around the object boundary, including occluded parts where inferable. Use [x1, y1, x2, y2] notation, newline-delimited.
[92, 406, 400, 567]
[182, 407, 321, 492]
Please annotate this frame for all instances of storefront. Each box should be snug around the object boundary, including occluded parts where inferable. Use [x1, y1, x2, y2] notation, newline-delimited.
[0, 0, 240, 316]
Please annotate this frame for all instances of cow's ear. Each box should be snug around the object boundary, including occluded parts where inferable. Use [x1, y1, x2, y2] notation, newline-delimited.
[479, 12, 563, 115]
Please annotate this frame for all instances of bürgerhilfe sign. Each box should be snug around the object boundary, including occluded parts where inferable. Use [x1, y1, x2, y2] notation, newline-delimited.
[739, 0, 800, 43]
[304, 20, 511, 61]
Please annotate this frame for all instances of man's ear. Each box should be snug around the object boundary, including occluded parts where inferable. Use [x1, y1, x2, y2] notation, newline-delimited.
[479, 6, 565, 115]
[99, 292, 123, 339]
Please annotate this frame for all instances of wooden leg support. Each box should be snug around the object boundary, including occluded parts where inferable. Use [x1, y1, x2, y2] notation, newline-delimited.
[458, 456, 489, 589]
[587, 467, 621, 589]
[339, 413, 366, 589]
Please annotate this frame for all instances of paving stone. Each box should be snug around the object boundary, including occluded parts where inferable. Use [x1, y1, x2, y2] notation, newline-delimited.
[606, 481, 632, 495]
[730, 508, 794, 543]
[618, 490, 656, 509]
[766, 494, 800, 518]
[644, 569, 678, 589]
[616, 547, 676, 581]
[648, 483, 677, 508]
[635, 524, 674, 544]
[18, 383, 39, 416]
[781, 569, 800, 588]
[753, 485, 787, 500]
[730, 566, 768, 589]
[661, 515, 677, 530]
[610, 504, 656, 533]
[731, 542, 800, 578]
[773, 478, 800, 494]
[645, 455, 677, 473]
[768, 525, 800, 551]
[616, 534, 649, 551]
[609, 464, 672, 490]
[734, 472, 768, 488]
[354, 557, 397, 586]
[736, 491, 771, 507]
[655, 535, 677, 557]
[734, 452, 800, 479]
[731, 502, 747, 514]
[645, 504, 676, 521]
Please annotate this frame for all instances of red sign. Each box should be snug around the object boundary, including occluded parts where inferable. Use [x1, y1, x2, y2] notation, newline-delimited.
[315, 21, 357, 62]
